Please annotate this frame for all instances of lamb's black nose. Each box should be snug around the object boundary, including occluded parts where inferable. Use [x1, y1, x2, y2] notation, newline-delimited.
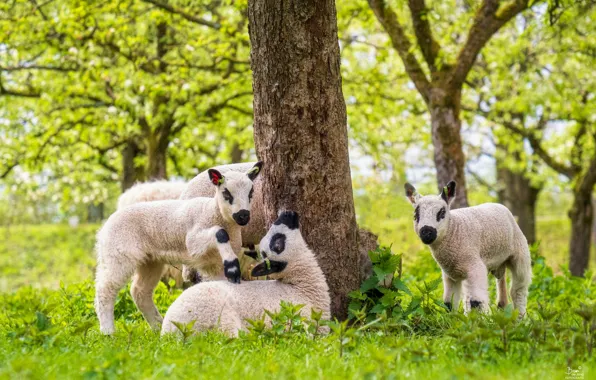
[233, 210, 250, 226]
[419, 226, 437, 244]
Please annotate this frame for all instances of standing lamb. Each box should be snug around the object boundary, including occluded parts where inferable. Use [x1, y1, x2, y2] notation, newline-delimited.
[95, 162, 263, 334]
[404, 181, 532, 315]
[161, 210, 331, 337]
[117, 162, 264, 248]
[117, 162, 376, 285]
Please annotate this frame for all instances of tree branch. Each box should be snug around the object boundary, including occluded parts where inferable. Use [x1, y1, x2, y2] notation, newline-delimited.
[0, 76, 40, 98]
[141, 0, 221, 29]
[367, 0, 431, 103]
[0, 64, 78, 72]
[408, 0, 441, 72]
[501, 119, 577, 179]
[449, 0, 530, 91]
[0, 160, 20, 179]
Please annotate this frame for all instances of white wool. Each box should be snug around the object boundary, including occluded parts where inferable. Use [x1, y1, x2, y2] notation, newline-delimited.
[95, 167, 261, 335]
[117, 181, 186, 210]
[162, 211, 330, 337]
[405, 182, 532, 315]
[181, 162, 266, 246]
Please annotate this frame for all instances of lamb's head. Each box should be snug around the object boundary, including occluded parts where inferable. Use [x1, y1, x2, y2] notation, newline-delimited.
[208, 161, 263, 226]
[251, 210, 307, 279]
[404, 181, 456, 245]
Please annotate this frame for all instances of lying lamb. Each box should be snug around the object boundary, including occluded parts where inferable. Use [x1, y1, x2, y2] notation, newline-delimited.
[95, 162, 262, 334]
[161, 210, 331, 337]
[404, 181, 532, 315]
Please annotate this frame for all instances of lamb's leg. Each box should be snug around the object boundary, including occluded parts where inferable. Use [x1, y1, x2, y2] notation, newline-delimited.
[186, 226, 241, 284]
[496, 274, 508, 309]
[442, 272, 462, 312]
[509, 250, 532, 316]
[491, 264, 508, 309]
[462, 263, 490, 313]
[131, 261, 165, 330]
[94, 260, 135, 335]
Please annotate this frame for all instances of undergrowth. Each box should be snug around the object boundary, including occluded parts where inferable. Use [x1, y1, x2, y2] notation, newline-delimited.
[0, 229, 594, 379]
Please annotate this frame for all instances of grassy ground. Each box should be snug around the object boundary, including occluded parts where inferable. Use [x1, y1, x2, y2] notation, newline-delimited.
[0, 223, 595, 379]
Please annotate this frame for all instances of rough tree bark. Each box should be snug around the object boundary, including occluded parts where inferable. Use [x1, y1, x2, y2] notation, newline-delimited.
[429, 88, 468, 208]
[147, 134, 169, 180]
[497, 165, 541, 245]
[248, 0, 361, 318]
[569, 161, 596, 276]
[121, 140, 145, 192]
[230, 142, 244, 163]
[569, 191, 593, 276]
[367, 0, 531, 208]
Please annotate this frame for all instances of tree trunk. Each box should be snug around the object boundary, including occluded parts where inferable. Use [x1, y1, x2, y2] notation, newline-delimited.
[147, 136, 168, 180]
[429, 89, 468, 208]
[497, 166, 541, 245]
[569, 190, 593, 276]
[248, 0, 361, 319]
[230, 142, 244, 163]
[87, 203, 105, 223]
[121, 140, 145, 192]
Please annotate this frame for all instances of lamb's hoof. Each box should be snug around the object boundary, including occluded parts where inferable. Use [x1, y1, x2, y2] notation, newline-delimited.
[100, 326, 115, 335]
[470, 300, 482, 309]
[224, 259, 241, 284]
[444, 301, 452, 311]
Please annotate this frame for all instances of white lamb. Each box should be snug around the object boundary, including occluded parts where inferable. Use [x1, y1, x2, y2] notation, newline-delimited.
[161, 210, 331, 337]
[117, 181, 186, 210]
[404, 181, 532, 315]
[95, 162, 263, 334]
[117, 162, 375, 285]
[117, 163, 264, 248]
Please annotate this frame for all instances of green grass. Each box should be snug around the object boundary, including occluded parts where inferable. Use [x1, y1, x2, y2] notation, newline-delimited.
[0, 223, 595, 379]
[0, 224, 97, 293]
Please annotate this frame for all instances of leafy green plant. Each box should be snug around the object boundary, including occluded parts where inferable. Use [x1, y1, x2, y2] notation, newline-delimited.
[171, 320, 197, 345]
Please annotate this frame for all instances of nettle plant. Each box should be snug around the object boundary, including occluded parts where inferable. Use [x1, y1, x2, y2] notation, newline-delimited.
[348, 246, 447, 325]
[242, 301, 324, 343]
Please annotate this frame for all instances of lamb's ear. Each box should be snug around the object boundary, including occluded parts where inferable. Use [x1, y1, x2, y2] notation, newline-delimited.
[274, 210, 299, 230]
[251, 259, 287, 277]
[404, 183, 420, 206]
[440, 181, 456, 205]
[247, 161, 263, 181]
[208, 169, 225, 186]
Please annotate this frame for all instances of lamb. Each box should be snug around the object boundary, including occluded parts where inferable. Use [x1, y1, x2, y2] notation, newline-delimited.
[404, 181, 532, 315]
[161, 210, 331, 338]
[117, 163, 264, 248]
[116, 163, 264, 284]
[117, 162, 375, 285]
[94, 162, 263, 334]
[117, 181, 186, 210]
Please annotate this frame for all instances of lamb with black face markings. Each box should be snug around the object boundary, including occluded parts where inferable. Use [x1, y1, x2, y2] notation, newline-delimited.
[161, 210, 331, 338]
[404, 181, 532, 316]
[94, 162, 263, 335]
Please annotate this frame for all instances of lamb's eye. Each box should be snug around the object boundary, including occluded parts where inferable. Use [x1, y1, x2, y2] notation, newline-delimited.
[222, 189, 234, 204]
[414, 206, 420, 223]
[437, 207, 446, 222]
[248, 187, 254, 201]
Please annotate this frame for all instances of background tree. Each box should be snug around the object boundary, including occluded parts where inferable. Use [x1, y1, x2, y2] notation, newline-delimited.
[366, 0, 536, 208]
[0, 0, 253, 198]
[474, 5, 596, 275]
[248, 0, 361, 318]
